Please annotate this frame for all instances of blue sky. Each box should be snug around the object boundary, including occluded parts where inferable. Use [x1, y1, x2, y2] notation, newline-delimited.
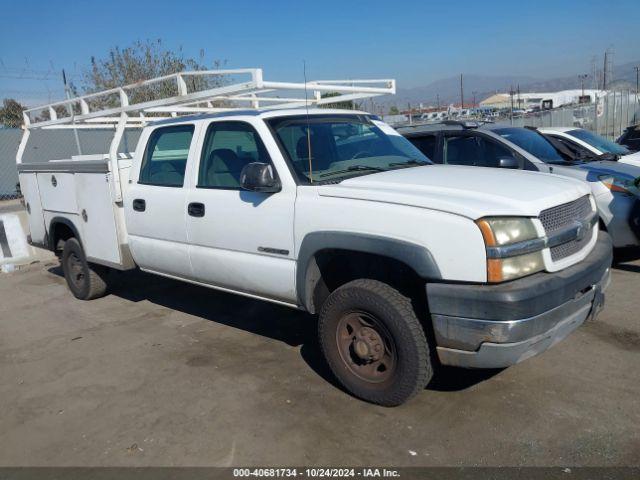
[1, 0, 638, 105]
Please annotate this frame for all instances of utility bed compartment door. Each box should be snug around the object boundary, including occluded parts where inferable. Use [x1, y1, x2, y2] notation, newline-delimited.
[36, 172, 78, 213]
[75, 173, 122, 265]
[17, 173, 46, 244]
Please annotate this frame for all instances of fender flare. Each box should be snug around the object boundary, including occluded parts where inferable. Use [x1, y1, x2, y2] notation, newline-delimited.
[296, 231, 441, 313]
[48, 216, 82, 252]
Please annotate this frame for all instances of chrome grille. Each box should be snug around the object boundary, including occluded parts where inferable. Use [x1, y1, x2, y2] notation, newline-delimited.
[539, 195, 593, 261]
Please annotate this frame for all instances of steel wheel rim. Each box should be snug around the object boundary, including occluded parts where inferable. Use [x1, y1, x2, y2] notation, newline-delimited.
[335, 311, 397, 384]
[68, 252, 85, 289]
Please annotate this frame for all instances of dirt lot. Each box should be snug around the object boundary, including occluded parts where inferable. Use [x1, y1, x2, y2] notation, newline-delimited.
[0, 255, 639, 467]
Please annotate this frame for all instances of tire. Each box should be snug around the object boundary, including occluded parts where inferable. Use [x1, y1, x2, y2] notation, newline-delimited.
[318, 279, 432, 406]
[61, 237, 109, 300]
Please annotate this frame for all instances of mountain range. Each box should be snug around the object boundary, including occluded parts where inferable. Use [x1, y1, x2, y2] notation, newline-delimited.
[386, 61, 639, 108]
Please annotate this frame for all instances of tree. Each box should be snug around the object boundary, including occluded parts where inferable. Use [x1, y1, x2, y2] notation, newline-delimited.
[388, 106, 400, 115]
[77, 39, 227, 108]
[0, 98, 25, 128]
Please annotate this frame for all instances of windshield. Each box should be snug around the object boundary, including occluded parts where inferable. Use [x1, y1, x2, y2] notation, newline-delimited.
[495, 127, 565, 163]
[568, 129, 631, 155]
[268, 115, 431, 183]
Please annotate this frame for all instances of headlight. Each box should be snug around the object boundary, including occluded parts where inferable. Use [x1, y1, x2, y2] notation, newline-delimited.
[476, 217, 538, 246]
[476, 217, 544, 282]
[598, 174, 640, 196]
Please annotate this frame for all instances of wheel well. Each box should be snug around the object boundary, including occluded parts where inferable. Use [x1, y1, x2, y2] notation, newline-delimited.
[309, 249, 426, 315]
[50, 221, 77, 255]
[598, 217, 608, 232]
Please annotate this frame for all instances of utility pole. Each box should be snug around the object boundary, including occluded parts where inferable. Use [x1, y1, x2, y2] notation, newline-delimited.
[460, 74, 464, 109]
[578, 74, 588, 97]
[436, 94, 440, 111]
[517, 84, 521, 109]
[635, 66, 639, 100]
[603, 51, 608, 90]
[472, 91, 477, 108]
[602, 48, 614, 91]
[509, 85, 515, 125]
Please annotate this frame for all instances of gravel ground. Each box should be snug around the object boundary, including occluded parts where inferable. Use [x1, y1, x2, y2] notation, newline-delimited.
[0, 256, 638, 467]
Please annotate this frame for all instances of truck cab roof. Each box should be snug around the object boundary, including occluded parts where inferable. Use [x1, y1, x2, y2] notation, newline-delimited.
[148, 108, 375, 127]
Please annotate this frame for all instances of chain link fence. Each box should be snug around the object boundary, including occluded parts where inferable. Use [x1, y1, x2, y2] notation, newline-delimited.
[512, 90, 640, 139]
[387, 91, 640, 140]
[0, 129, 22, 200]
[0, 128, 141, 200]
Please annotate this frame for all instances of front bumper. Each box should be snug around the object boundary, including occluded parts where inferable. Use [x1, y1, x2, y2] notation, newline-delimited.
[426, 233, 612, 368]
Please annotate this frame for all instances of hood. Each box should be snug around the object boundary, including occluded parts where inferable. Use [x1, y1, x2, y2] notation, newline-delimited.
[619, 151, 640, 168]
[318, 165, 590, 219]
[574, 160, 640, 180]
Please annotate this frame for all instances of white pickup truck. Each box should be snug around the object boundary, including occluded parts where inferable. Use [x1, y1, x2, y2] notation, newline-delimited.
[16, 70, 612, 406]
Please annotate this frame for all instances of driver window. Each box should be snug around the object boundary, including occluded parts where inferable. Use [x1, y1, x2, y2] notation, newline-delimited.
[443, 135, 484, 166]
[198, 122, 271, 189]
[482, 137, 520, 168]
[444, 134, 519, 168]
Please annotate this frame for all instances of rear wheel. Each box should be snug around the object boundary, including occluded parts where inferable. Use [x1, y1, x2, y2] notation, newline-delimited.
[318, 279, 432, 406]
[62, 238, 109, 300]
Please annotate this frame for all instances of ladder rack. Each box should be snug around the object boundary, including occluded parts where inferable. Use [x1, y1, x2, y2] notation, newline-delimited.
[22, 68, 395, 129]
[17, 68, 395, 203]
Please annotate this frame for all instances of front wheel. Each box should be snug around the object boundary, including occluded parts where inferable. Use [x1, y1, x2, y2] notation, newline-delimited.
[62, 238, 109, 300]
[318, 279, 432, 406]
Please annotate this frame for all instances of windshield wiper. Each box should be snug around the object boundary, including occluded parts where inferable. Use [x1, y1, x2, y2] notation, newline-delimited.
[388, 159, 431, 169]
[318, 165, 387, 178]
[597, 152, 620, 162]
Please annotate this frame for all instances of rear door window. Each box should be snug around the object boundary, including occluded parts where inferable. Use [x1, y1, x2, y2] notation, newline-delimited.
[139, 125, 194, 187]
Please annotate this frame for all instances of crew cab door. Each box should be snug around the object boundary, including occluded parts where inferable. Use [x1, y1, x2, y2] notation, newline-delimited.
[124, 124, 197, 278]
[185, 119, 296, 303]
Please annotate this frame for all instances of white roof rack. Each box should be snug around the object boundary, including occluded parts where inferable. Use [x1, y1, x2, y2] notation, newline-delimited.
[17, 68, 395, 203]
[22, 68, 395, 130]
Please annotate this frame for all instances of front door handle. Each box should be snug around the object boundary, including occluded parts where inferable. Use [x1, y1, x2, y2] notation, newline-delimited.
[132, 199, 146, 212]
[188, 202, 205, 217]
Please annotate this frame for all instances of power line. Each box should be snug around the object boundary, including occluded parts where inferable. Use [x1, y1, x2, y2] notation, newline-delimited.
[0, 72, 82, 80]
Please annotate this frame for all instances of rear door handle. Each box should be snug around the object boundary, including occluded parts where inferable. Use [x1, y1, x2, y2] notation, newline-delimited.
[188, 202, 205, 217]
[132, 199, 146, 212]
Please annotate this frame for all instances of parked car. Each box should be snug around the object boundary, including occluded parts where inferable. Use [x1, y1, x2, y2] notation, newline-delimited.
[17, 72, 612, 406]
[617, 124, 640, 152]
[399, 122, 640, 249]
[539, 127, 640, 167]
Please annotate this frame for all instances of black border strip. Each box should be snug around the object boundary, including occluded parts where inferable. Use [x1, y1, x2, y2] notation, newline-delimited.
[0, 467, 637, 480]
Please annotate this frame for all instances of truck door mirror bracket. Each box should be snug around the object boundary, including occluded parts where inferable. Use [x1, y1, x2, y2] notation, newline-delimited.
[240, 163, 281, 193]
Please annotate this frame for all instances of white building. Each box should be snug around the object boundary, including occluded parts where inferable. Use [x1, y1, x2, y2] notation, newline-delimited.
[480, 89, 607, 110]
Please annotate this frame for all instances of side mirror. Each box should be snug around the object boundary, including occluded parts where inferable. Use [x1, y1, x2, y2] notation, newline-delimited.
[240, 162, 281, 193]
[498, 156, 520, 169]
